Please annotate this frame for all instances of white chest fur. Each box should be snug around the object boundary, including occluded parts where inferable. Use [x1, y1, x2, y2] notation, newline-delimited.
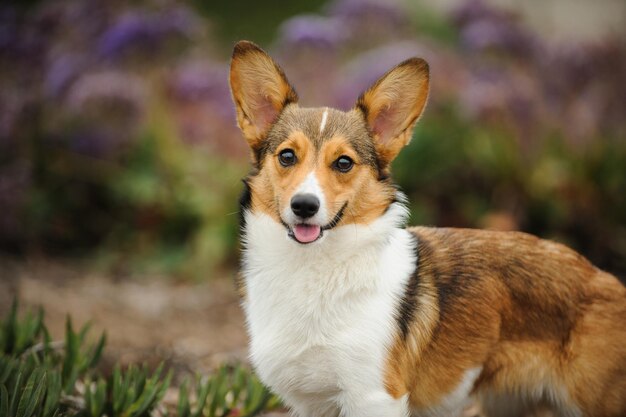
[241, 204, 416, 416]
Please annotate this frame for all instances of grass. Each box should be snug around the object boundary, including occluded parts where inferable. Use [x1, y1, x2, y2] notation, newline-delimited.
[0, 300, 280, 417]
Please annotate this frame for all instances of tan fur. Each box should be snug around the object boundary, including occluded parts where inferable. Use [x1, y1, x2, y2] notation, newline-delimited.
[248, 130, 394, 227]
[356, 58, 430, 169]
[316, 137, 395, 225]
[249, 131, 314, 221]
[231, 43, 428, 230]
[229, 41, 298, 150]
[384, 227, 626, 416]
[230, 41, 626, 417]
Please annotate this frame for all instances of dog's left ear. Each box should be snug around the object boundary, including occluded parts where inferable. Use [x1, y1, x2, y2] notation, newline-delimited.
[355, 58, 429, 169]
[229, 41, 298, 150]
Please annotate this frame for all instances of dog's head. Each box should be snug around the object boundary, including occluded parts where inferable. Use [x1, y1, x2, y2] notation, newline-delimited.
[229, 41, 429, 245]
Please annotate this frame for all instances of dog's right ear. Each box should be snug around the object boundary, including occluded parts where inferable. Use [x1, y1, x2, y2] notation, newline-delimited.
[229, 41, 298, 150]
[355, 58, 429, 171]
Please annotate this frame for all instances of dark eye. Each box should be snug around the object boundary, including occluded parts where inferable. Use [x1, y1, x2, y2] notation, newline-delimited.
[278, 149, 297, 167]
[333, 156, 354, 173]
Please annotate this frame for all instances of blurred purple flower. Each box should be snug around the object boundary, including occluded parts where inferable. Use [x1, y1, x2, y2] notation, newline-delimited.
[62, 71, 146, 157]
[59, 0, 111, 41]
[452, 0, 537, 57]
[67, 130, 121, 158]
[66, 70, 146, 113]
[335, 42, 433, 109]
[460, 66, 545, 149]
[274, 18, 345, 107]
[460, 18, 537, 56]
[0, 7, 19, 54]
[329, 0, 406, 26]
[451, 0, 507, 27]
[459, 67, 503, 119]
[45, 53, 87, 97]
[97, 7, 199, 59]
[168, 61, 232, 118]
[166, 61, 245, 152]
[327, 0, 411, 44]
[590, 40, 626, 137]
[542, 43, 595, 94]
[278, 15, 346, 48]
[169, 62, 229, 101]
[538, 40, 626, 144]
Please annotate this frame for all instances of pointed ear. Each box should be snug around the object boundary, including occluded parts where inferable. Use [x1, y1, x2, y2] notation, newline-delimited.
[355, 58, 429, 169]
[229, 41, 298, 149]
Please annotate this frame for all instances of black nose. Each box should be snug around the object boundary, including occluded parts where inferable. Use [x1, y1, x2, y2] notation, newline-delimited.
[291, 194, 320, 219]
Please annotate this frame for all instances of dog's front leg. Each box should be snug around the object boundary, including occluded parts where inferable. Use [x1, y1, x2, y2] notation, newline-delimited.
[338, 390, 410, 417]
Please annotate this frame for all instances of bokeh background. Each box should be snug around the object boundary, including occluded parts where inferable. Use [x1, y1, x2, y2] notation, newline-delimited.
[1, 0, 625, 279]
[0, 0, 625, 409]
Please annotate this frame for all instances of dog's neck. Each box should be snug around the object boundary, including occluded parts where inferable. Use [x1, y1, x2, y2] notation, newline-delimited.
[240, 193, 410, 294]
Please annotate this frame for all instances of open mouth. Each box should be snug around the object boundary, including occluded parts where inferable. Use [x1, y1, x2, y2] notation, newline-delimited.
[284, 203, 347, 245]
[290, 224, 322, 244]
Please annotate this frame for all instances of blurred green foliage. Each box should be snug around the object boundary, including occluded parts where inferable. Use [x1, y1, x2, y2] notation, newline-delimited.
[193, 0, 329, 47]
[396, 105, 626, 275]
[0, 0, 624, 279]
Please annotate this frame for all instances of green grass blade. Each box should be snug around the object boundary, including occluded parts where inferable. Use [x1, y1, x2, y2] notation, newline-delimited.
[126, 384, 159, 416]
[2, 299, 18, 354]
[95, 379, 106, 417]
[231, 366, 245, 406]
[156, 370, 171, 404]
[77, 322, 92, 345]
[0, 357, 16, 385]
[191, 376, 210, 417]
[42, 327, 53, 361]
[34, 308, 45, 338]
[9, 371, 23, 417]
[62, 317, 80, 392]
[0, 384, 8, 417]
[27, 370, 47, 417]
[177, 378, 190, 417]
[87, 333, 106, 370]
[15, 369, 39, 417]
[43, 371, 62, 417]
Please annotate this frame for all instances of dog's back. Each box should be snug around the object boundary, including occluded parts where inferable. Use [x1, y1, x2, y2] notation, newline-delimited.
[385, 227, 626, 417]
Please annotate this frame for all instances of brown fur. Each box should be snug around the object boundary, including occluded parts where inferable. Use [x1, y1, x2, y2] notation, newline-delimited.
[385, 227, 626, 416]
[355, 57, 429, 170]
[230, 41, 626, 417]
[229, 41, 298, 152]
[230, 42, 428, 230]
[246, 125, 395, 227]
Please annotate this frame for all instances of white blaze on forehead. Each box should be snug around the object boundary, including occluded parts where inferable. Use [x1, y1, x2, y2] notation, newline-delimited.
[296, 171, 323, 198]
[319, 108, 328, 134]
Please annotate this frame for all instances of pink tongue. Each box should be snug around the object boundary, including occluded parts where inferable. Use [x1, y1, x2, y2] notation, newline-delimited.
[293, 224, 321, 243]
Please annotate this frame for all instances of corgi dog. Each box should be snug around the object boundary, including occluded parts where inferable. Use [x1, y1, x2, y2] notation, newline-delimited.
[228, 40, 626, 417]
